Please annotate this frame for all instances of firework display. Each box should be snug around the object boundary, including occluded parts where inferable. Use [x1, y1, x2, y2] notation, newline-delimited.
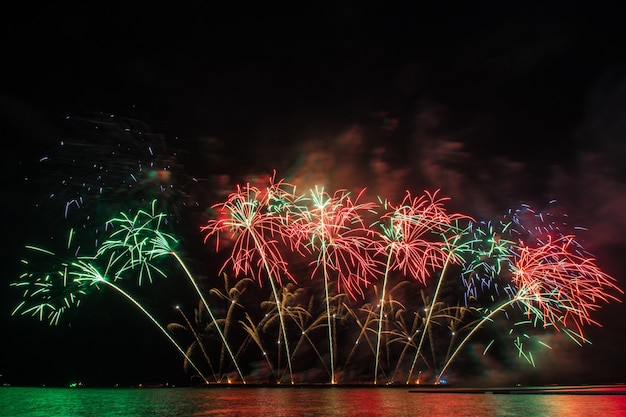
[11, 124, 624, 386]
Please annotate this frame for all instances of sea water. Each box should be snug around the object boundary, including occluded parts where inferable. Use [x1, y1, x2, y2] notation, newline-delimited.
[1, 386, 626, 417]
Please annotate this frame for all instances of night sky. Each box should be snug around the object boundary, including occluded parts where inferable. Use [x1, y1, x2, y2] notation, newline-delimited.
[2, 3, 626, 387]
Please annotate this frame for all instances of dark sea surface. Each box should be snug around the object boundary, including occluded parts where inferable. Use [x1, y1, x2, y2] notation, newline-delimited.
[1, 386, 626, 417]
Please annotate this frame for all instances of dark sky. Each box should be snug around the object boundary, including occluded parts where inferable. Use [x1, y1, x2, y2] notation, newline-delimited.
[2, 3, 626, 387]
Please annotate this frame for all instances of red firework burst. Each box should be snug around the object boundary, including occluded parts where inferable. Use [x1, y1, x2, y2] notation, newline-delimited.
[511, 235, 623, 336]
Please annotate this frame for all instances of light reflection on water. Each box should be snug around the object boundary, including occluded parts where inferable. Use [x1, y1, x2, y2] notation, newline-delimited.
[1, 387, 626, 417]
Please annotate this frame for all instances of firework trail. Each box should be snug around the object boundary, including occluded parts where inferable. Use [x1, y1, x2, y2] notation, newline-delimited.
[207, 275, 256, 380]
[101, 200, 245, 382]
[371, 190, 473, 384]
[170, 304, 219, 382]
[201, 174, 301, 383]
[288, 186, 380, 384]
[372, 190, 469, 383]
[279, 284, 332, 377]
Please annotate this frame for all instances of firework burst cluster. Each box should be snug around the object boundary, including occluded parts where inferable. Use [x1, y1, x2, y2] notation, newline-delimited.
[11, 118, 623, 385]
